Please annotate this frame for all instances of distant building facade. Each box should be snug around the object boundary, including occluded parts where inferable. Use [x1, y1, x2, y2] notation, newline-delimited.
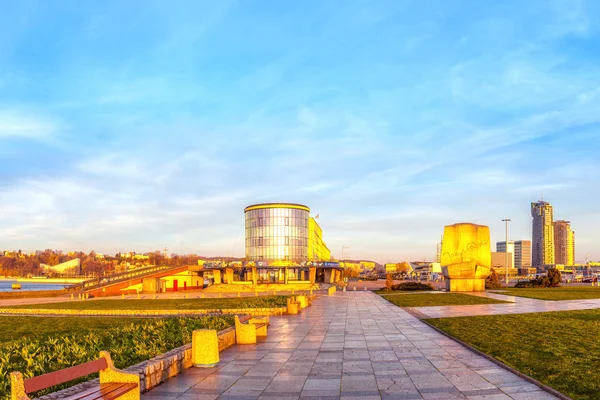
[531, 200, 554, 266]
[514, 240, 531, 268]
[496, 241, 515, 270]
[554, 220, 575, 265]
[491, 252, 513, 268]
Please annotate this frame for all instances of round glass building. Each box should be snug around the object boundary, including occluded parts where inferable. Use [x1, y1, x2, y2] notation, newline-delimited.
[244, 203, 310, 262]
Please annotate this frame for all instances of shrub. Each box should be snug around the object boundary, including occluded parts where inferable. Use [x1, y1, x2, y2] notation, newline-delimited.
[0, 315, 233, 399]
[390, 282, 434, 291]
[513, 268, 562, 288]
[485, 268, 502, 289]
[385, 274, 394, 292]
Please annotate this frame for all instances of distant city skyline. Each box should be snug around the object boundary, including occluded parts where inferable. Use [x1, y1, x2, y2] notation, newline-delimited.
[1, 1, 599, 263]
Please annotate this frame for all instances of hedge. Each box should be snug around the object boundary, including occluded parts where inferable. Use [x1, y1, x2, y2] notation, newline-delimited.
[0, 315, 233, 399]
[390, 282, 435, 291]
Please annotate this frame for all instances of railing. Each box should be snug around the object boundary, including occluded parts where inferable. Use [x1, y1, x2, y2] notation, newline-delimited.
[79, 265, 185, 291]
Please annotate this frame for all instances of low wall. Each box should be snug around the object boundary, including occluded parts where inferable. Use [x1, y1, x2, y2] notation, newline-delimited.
[0, 307, 286, 317]
[36, 316, 249, 400]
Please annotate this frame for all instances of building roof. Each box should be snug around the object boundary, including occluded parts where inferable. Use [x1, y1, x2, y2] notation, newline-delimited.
[244, 203, 310, 212]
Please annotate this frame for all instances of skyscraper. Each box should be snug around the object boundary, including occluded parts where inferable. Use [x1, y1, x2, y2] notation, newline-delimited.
[554, 220, 575, 265]
[531, 200, 554, 266]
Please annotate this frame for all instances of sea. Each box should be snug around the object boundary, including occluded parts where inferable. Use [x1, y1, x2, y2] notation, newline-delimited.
[0, 280, 66, 292]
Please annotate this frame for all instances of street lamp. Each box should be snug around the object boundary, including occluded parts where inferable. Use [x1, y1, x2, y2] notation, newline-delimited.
[341, 246, 350, 263]
[502, 218, 511, 285]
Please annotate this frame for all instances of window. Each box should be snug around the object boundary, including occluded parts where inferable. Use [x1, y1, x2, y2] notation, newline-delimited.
[285, 217, 289, 226]
[258, 237, 263, 246]
[285, 236, 289, 245]
[259, 217, 263, 226]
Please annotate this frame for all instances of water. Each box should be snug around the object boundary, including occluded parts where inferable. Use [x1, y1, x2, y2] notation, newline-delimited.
[0, 280, 66, 292]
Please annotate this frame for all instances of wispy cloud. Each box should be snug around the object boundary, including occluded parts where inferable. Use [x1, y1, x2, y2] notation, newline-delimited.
[0, 110, 61, 140]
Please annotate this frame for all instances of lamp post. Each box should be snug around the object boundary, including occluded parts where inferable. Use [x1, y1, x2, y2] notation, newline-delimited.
[341, 246, 350, 263]
[502, 218, 511, 285]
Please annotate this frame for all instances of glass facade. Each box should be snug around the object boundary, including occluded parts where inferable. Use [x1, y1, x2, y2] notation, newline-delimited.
[245, 204, 310, 262]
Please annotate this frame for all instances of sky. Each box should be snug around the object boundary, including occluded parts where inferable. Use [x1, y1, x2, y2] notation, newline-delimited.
[1, 0, 599, 264]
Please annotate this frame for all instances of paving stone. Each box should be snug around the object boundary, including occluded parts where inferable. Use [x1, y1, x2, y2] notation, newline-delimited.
[137, 292, 559, 400]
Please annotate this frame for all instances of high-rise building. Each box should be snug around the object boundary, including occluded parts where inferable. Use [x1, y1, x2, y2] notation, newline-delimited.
[496, 241, 514, 270]
[554, 220, 575, 265]
[514, 240, 531, 268]
[531, 200, 554, 266]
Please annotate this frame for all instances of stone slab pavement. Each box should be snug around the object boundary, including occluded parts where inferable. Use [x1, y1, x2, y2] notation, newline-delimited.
[413, 290, 600, 319]
[141, 291, 557, 400]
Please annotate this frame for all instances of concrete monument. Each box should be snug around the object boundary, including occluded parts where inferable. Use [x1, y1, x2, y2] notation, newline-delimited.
[441, 223, 491, 292]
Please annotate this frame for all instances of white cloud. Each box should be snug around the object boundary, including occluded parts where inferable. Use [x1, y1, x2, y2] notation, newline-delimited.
[0, 110, 60, 140]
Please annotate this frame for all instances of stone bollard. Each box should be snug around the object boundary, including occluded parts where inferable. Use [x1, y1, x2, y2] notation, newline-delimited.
[192, 329, 219, 367]
[255, 290, 258, 297]
[137, 293, 141, 300]
[70, 293, 74, 301]
[343, 286, 346, 292]
[201, 293, 205, 298]
[273, 290, 277, 295]
[237, 292, 241, 298]
[85, 293, 89, 300]
[287, 297, 299, 315]
[291, 289, 294, 295]
[353, 286, 356, 292]
[364, 286, 367, 291]
[219, 293, 222, 298]
[121, 293, 125, 300]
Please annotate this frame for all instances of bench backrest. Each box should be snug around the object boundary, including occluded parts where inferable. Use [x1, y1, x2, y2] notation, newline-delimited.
[23, 357, 108, 394]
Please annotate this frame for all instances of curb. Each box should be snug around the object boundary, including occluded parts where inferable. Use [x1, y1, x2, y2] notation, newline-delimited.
[420, 318, 572, 400]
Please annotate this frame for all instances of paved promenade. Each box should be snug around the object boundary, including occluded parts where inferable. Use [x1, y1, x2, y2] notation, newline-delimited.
[413, 291, 600, 319]
[141, 291, 557, 400]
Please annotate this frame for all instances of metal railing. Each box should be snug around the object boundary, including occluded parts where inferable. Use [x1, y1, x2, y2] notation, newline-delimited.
[79, 265, 186, 291]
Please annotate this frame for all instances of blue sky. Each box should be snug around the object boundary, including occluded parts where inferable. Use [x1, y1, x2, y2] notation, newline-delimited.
[1, 0, 599, 263]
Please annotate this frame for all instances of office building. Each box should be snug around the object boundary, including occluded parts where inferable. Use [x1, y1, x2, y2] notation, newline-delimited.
[496, 241, 515, 270]
[514, 240, 531, 268]
[531, 200, 554, 266]
[491, 252, 514, 268]
[239, 203, 340, 284]
[554, 220, 575, 265]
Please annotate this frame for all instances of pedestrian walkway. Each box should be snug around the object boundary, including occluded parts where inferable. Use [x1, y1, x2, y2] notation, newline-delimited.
[141, 291, 557, 399]
[414, 291, 600, 319]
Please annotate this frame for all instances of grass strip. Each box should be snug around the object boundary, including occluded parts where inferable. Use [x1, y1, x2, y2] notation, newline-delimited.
[493, 287, 600, 301]
[380, 293, 508, 307]
[426, 310, 600, 400]
[0, 290, 70, 299]
[1, 295, 289, 310]
[0, 316, 144, 343]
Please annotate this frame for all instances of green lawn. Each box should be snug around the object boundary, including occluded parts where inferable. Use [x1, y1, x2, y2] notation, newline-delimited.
[427, 310, 600, 400]
[380, 293, 509, 307]
[494, 286, 600, 301]
[0, 316, 144, 343]
[1, 295, 289, 310]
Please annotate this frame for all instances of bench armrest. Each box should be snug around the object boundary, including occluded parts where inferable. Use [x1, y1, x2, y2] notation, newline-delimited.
[99, 351, 140, 386]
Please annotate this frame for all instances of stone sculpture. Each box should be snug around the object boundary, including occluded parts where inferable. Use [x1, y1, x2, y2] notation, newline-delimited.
[441, 223, 491, 292]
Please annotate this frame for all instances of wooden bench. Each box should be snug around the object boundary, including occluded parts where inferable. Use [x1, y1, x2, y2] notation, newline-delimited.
[235, 315, 267, 344]
[10, 351, 139, 400]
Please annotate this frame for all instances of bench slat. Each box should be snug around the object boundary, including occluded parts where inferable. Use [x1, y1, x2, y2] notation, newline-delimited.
[67, 383, 137, 400]
[24, 358, 108, 394]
